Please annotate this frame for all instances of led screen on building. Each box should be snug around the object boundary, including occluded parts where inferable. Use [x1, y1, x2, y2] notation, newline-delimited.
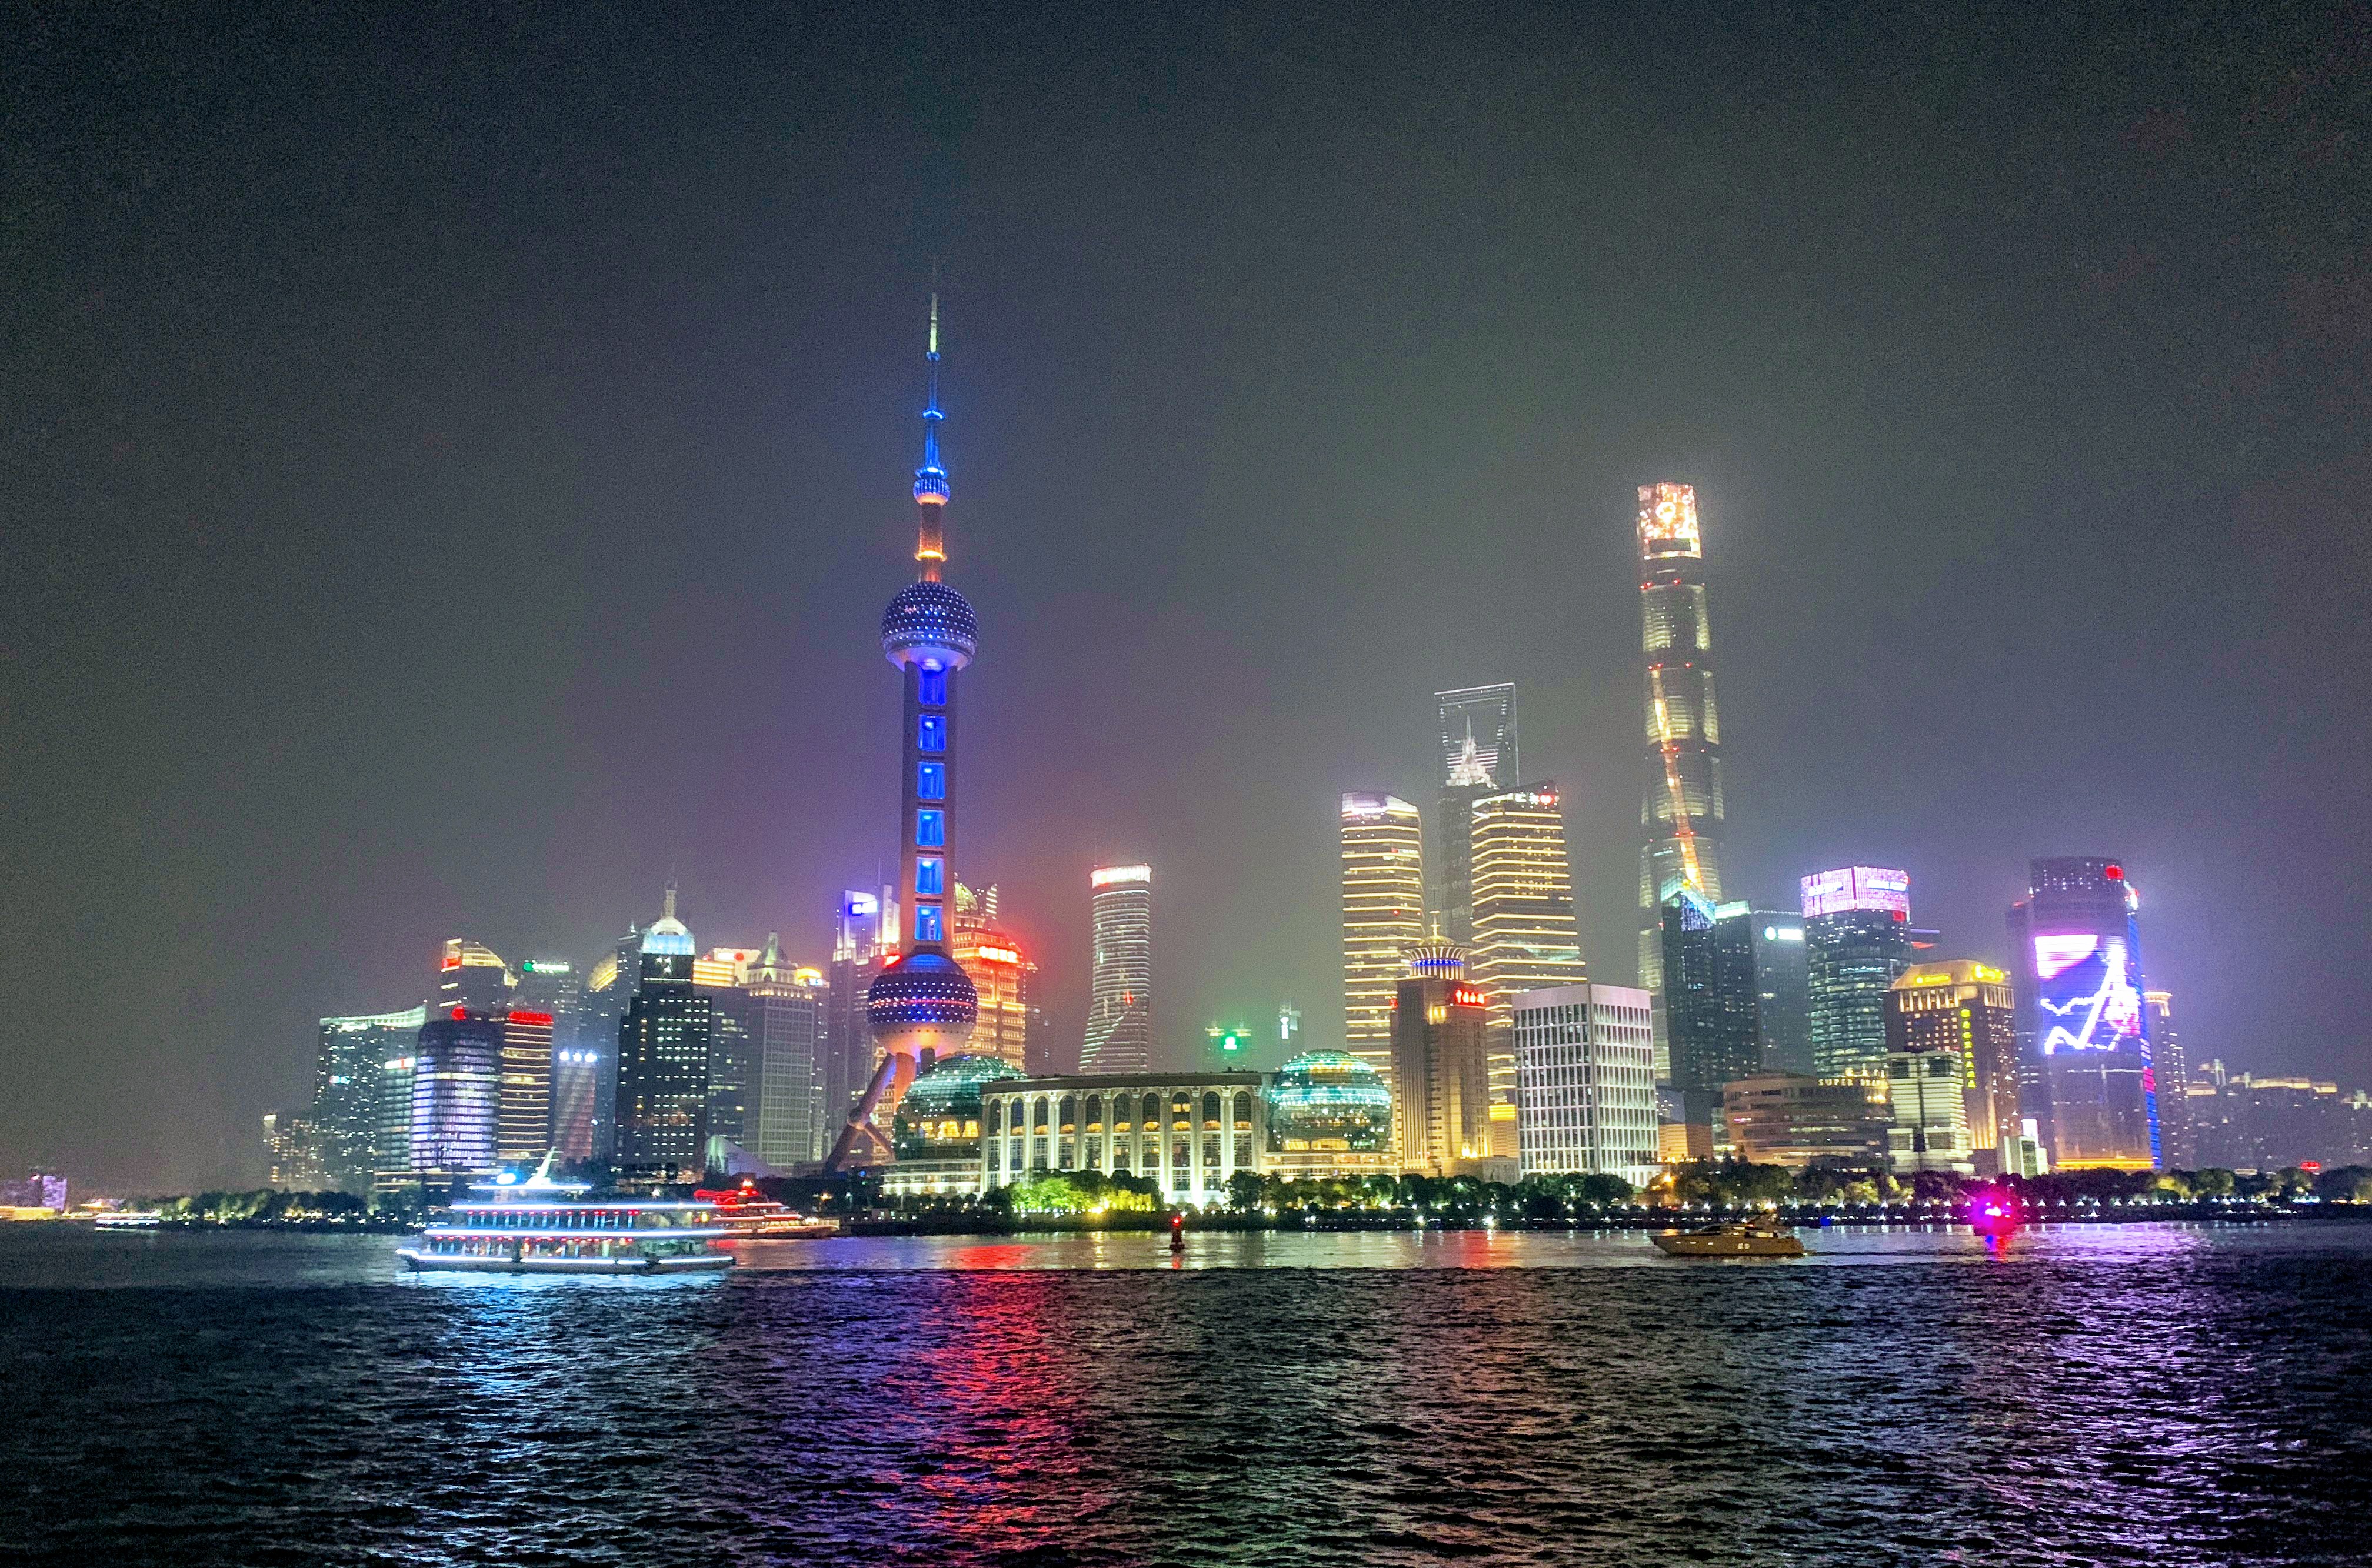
[2033, 928, 2146, 1055]
[1799, 866, 1911, 919]
[1635, 482, 1701, 559]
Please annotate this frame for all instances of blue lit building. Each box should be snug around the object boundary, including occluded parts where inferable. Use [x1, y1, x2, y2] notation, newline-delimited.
[2008, 858, 2157, 1171]
[861, 294, 981, 1121]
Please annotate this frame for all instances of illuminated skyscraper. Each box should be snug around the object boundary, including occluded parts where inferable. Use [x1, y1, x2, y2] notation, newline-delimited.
[1803, 867, 1935, 1082]
[1340, 793, 1425, 1085]
[580, 925, 641, 1160]
[411, 940, 510, 1185]
[1082, 864, 1154, 1073]
[616, 886, 715, 1180]
[1514, 983, 1660, 1188]
[747, 934, 829, 1167]
[437, 938, 513, 1015]
[314, 1003, 424, 1190]
[1660, 893, 1759, 1120]
[862, 292, 981, 1120]
[1468, 785, 1588, 1155]
[822, 889, 892, 1130]
[1887, 960, 2020, 1173]
[1635, 482, 1726, 1079]
[1390, 939, 1493, 1176]
[495, 1007, 553, 1164]
[2008, 858, 2157, 1171]
[695, 946, 757, 1150]
[955, 881, 1031, 1069]
[515, 959, 589, 1157]
[2145, 990, 2194, 1169]
[1431, 683, 1517, 943]
[1745, 909, 1812, 1075]
[411, 1009, 502, 1185]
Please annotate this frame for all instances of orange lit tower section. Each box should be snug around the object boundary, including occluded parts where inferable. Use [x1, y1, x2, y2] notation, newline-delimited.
[1635, 482, 1725, 1082]
[831, 294, 979, 1170]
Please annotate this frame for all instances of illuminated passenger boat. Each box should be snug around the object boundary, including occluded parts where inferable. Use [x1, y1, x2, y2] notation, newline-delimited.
[398, 1170, 735, 1275]
[693, 1180, 842, 1238]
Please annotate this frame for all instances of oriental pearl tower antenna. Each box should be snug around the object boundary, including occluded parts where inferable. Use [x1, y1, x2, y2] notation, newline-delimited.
[827, 287, 981, 1172]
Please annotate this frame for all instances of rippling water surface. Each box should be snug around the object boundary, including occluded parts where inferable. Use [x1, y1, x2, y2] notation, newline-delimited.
[4, 1223, 2368, 1566]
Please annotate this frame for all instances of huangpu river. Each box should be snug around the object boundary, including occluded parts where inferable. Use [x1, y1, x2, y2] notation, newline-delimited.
[4, 1222, 2368, 1566]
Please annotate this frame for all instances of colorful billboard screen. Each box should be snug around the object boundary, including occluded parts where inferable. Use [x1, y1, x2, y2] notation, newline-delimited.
[1799, 866, 1911, 919]
[2033, 930, 2145, 1055]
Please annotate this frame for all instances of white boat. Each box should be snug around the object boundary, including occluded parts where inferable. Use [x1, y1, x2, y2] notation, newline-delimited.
[1650, 1220, 1807, 1257]
[695, 1180, 842, 1239]
[398, 1162, 734, 1275]
[92, 1211, 163, 1230]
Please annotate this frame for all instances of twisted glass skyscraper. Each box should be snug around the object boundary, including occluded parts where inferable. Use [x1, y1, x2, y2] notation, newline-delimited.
[1082, 865, 1153, 1073]
[1636, 482, 1725, 1079]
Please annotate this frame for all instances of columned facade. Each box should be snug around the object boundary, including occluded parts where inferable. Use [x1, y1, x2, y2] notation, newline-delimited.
[980, 1073, 1264, 1205]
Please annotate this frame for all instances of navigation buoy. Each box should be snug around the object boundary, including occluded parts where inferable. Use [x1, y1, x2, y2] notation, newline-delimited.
[1168, 1213, 1185, 1253]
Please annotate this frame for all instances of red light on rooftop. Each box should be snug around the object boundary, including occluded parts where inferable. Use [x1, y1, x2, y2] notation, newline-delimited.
[449, 1007, 467, 1020]
[2104, 865, 2123, 880]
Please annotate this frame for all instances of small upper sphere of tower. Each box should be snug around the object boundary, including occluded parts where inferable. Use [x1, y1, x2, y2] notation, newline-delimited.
[880, 580, 978, 671]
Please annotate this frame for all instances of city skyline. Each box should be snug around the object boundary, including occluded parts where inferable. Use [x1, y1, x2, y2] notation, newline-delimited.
[11, 8, 2367, 1192]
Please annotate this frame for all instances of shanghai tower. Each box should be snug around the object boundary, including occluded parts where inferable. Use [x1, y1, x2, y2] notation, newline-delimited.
[828, 293, 980, 1168]
[1635, 482, 1725, 1080]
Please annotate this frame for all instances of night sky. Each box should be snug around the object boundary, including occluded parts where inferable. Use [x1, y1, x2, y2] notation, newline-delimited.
[7, 5, 2368, 1191]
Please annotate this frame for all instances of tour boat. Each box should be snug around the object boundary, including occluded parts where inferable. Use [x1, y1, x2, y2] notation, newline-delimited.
[1651, 1220, 1807, 1257]
[399, 1165, 735, 1275]
[694, 1182, 842, 1239]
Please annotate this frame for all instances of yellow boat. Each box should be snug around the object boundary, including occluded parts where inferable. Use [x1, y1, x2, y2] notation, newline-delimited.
[1650, 1221, 1806, 1257]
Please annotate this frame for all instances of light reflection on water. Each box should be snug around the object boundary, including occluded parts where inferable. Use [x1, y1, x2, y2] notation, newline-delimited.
[2, 1223, 2366, 1566]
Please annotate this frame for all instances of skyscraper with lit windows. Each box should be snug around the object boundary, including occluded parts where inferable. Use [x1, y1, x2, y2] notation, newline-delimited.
[1341, 793, 1425, 1086]
[1082, 865, 1154, 1073]
[2008, 858, 2157, 1171]
[952, 882, 1031, 1070]
[616, 886, 715, 1180]
[1804, 867, 1936, 1082]
[1431, 683, 1517, 943]
[1635, 483, 1727, 1079]
[1468, 785, 1588, 1154]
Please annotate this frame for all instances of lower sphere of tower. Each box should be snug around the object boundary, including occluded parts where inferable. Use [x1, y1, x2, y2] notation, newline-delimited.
[867, 949, 980, 1059]
[880, 580, 978, 670]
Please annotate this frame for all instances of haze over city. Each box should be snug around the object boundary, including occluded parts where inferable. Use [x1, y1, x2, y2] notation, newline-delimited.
[8, 5, 2368, 1197]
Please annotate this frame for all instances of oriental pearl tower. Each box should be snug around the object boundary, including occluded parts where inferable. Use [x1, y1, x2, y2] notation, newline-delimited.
[828, 293, 980, 1169]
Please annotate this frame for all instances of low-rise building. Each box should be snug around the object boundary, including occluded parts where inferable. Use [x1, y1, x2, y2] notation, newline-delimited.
[1721, 1073, 1889, 1168]
[1885, 1047, 1975, 1176]
[980, 1072, 1264, 1205]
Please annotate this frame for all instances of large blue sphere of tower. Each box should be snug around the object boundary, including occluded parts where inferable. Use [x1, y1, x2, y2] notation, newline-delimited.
[868, 293, 980, 1061]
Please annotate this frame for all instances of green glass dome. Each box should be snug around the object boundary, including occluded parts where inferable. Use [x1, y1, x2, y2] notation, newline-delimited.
[1265, 1050, 1392, 1152]
[894, 1053, 1026, 1159]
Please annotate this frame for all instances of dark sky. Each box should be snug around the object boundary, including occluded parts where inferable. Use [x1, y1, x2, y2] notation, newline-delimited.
[7, 4, 2370, 1191]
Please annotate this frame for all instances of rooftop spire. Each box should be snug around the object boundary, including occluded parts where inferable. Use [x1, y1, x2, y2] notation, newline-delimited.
[912, 272, 950, 578]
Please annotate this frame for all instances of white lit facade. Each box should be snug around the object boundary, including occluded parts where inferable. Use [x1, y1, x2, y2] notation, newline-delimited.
[1513, 983, 1658, 1188]
[980, 1072, 1262, 1205]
